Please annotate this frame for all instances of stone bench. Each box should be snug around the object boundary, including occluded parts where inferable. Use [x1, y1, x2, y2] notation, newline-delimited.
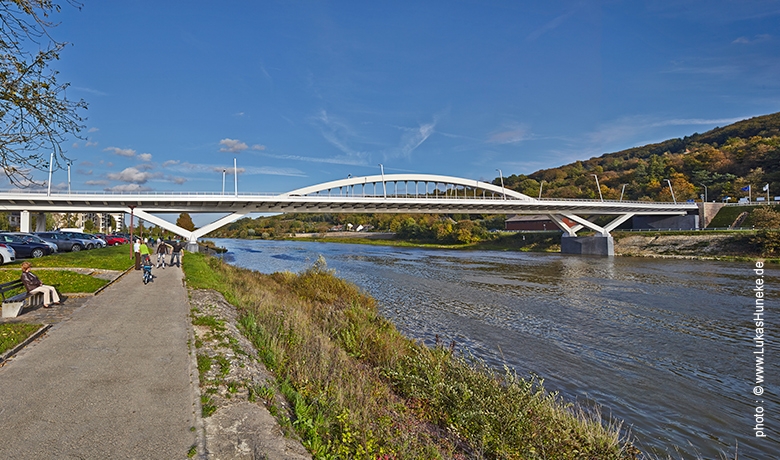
[1, 279, 44, 318]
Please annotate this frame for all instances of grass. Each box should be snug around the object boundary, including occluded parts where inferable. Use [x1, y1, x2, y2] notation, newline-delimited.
[11, 244, 134, 271]
[183, 251, 638, 459]
[0, 245, 131, 355]
[0, 323, 42, 354]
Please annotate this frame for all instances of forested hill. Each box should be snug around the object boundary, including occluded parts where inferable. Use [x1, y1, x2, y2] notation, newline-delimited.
[494, 111, 780, 202]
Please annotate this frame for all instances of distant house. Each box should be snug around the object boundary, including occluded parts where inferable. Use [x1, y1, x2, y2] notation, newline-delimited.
[504, 214, 575, 231]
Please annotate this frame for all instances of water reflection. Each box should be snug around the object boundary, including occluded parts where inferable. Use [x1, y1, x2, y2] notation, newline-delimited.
[210, 238, 778, 460]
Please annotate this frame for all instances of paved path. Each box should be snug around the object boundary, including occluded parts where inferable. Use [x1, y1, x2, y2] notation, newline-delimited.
[0, 263, 200, 459]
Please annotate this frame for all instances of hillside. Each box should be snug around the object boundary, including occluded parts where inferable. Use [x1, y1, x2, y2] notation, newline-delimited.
[494, 112, 780, 203]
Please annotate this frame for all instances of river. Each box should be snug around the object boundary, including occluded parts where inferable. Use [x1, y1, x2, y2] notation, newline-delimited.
[209, 238, 778, 459]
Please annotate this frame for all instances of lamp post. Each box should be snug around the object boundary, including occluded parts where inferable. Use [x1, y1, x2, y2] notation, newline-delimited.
[620, 184, 627, 201]
[379, 164, 386, 198]
[592, 174, 603, 201]
[699, 183, 708, 202]
[222, 168, 226, 195]
[233, 158, 238, 197]
[67, 162, 72, 194]
[538, 180, 545, 199]
[47, 152, 54, 196]
[496, 169, 506, 199]
[665, 179, 677, 203]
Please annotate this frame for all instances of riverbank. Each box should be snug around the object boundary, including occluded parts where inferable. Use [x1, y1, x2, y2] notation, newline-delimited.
[183, 251, 639, 459]
[283, 230, 779, 262]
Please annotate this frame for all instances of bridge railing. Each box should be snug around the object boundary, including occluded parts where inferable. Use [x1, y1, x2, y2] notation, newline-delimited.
[0, 189, 689, 206]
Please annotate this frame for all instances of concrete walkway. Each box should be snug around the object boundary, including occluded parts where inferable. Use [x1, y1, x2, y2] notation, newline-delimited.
[0, 263, 200, 459]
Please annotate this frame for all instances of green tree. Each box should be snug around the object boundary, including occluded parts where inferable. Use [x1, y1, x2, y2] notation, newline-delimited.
[176, 212, 195, 231]
[0, 1, 87, 185]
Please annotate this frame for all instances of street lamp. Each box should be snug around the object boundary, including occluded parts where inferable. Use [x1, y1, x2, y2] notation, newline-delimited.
[378, 164, 386, 198]
[222, 168, 226, 195]
[620, 184, 627, 201]
[538, 180, 545, 199]
[592, 174, 603, 201]
[699, 183, 708, 202]
[665, 179, 677, 203]
[496, 169, 506, 199]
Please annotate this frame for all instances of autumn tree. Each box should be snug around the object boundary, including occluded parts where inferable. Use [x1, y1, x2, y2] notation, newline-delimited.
[176, 212, 195, 231]
[1, 1, 87, 186]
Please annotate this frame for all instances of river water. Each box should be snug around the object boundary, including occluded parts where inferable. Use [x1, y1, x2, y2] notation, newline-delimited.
[210, 238, 778, 459]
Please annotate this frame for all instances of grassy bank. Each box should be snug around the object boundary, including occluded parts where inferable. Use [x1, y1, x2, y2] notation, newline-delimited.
[183, 251, 638, 459]
[0, 245, 132, 355]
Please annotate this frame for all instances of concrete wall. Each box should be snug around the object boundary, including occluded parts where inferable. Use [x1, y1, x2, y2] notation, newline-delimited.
[632, 214, 699, 230]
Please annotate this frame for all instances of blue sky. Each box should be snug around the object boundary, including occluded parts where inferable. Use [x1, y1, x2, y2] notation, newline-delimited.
[32, 0, 780, 194]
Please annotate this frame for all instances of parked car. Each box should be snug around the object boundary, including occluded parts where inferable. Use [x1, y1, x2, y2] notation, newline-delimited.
[61, 231, 106, 248]
[96, 233, 128, 246]
[35, 232, 92, 252]
[0, 232, 58, 253]
[0, 243, 15, 264]
[0, 233, 53, 258]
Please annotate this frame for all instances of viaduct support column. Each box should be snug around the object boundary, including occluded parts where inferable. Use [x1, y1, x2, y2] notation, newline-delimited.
[35, 213, 46, 231]
[20, 211, 30, 233]
[560, 235, 615, 256]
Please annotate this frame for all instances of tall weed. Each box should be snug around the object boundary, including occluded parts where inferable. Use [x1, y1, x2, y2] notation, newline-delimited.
[183, 251, 638, 459]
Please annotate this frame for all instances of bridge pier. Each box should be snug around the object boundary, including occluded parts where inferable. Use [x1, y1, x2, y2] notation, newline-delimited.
[560, 235, 614, 256]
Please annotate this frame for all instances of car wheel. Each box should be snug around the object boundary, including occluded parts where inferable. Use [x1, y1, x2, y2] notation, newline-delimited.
[31, 248, 44, 258]
[71, 244, 82, 252]
[85, 243, 94, 250]
[0, 254, 4, 264]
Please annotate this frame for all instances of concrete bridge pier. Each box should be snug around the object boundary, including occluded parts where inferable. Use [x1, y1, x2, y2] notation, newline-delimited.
[560, 235, 615, 256]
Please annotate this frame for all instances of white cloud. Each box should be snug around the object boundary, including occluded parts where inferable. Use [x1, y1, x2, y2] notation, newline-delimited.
[88, 127, 100, 133]
[162, 160, 180, 167]
[107, 167, 159, 184]
[104, 147, 136, 157]
[85, 180, 108, 186]
[251, 144, 266, 151]
[219, 138, 249, 153]
[138, 153, 153, 162]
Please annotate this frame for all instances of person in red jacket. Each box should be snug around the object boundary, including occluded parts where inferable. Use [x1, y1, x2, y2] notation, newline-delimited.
[20, 261, 61, 308]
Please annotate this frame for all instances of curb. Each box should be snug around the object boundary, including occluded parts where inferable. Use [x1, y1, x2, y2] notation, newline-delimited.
[0, 324, 51, 364]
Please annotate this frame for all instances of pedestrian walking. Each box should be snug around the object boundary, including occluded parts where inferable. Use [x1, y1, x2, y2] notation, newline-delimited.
[133, 237, 141, 270]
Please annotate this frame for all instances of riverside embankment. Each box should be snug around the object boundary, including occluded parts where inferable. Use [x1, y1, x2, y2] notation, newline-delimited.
[212, 237, 779, 460]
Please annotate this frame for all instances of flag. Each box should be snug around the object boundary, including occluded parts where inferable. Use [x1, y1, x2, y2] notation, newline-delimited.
[741, 186, 750, 191]
[764, 183, 770, 192]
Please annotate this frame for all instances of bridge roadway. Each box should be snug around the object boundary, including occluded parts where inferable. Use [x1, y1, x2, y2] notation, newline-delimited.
[0, 174, 698, 255]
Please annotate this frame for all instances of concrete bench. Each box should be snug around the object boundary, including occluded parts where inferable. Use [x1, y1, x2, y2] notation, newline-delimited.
[1, 279, 44, 318]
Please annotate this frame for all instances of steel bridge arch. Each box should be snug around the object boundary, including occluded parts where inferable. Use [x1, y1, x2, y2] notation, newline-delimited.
[283, 174, 535, 201]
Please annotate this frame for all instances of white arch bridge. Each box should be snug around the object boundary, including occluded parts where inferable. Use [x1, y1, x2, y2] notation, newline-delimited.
[0, 174, 699, 255]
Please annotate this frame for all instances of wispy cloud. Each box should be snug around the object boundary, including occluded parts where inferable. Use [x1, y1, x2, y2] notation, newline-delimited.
[255, 152, 368, 167]
[164, 161, 306, 177]
[526, 5, 579, 42]
[138, 153, 153, 162]
[105, 184, 152, 192]
[732, 34, 771, 44]
[487, 122, 532, 144]
[398, 121, 436, 158]
[312, 110, 368, 158]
